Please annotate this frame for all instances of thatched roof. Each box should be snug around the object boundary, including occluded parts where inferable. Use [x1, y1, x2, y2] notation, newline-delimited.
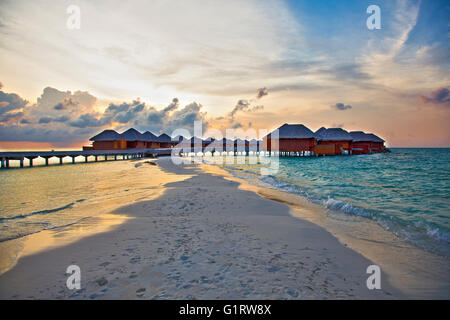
[366, 133, 385, 143]
[349, 131, 371, 142]
[315, 127, 353, 141]
[120, 128, 144, 141]
[266, 123, 315, 139]
[143, 131, 158, 142]
[89, 129, 120, 141]
[157, 133, 172, 143]
[349, 131, 385, 143]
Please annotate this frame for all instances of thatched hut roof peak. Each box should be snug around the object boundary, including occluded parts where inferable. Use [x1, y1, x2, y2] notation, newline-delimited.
[120, 128, 144, 141]
[269, 123, 315, 139]
[89, 129, 120, 141]
[315, 127, 353, 141]
[143, 131, 158, 142]
[157, 133, 172, 143]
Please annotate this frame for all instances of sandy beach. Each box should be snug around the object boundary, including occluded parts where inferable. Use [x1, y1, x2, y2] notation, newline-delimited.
[0, 157, 444, 299]
[0, 159, 403, 299]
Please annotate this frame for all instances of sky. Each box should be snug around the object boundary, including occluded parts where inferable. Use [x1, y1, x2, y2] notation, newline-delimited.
[0, 0, 449, 148]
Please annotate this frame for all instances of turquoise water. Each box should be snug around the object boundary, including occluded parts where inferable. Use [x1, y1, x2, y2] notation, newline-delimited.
[222, 149, 450, 257]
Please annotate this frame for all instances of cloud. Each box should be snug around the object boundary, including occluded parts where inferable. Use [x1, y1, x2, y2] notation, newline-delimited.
[69, 113, 110, 128]
[256, 87, 268, 99]
[53, 98, 79, 110]
[0, 89, 29, 116]
[419, 87, 450, 108]
[322, 63, 371, 82]
[105, 99, 147, 124]
[333, 103, 352, 111]
[230, 100, 251, 120]
[229, 92, 265, 121]
[0, 86, 212, 143]
[165, 102, 208, 133]
[38, 115, 70, 124]
[0, 112, 24, 123]
[38, 117, 52, 124]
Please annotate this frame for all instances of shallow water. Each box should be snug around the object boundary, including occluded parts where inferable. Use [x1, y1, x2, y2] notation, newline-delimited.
[219, 149, 450, 258]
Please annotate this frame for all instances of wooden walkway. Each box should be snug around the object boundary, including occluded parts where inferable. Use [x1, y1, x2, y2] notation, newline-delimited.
[0, 148, 173, 168]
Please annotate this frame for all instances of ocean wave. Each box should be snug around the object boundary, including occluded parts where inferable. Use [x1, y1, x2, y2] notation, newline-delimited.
[0, 216, 91, 242]
[0, 202, 77, 222]
[322, 198, 371, 217]
[224, 165, 450, 257]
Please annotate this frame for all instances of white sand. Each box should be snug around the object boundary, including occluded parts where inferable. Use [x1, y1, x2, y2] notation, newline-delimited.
[0, 158, 403, 299]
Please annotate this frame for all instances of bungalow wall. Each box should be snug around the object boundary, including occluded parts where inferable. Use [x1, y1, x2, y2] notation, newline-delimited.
[146, 142, 161, 148]
[313, 144, 336, 155]
[317, 140, 351, 155]
[93, 140, 127, 150]
[370, 142, 384, 153]
[263, 138, 316, 152]
[126, 141, 146, 149]
[159, 142, 172, 148]
[351, 142, 384, 154]
[351, 142, 370, 155]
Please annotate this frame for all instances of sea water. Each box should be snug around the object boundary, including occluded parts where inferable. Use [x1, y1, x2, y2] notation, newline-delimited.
[0, 159, 167, 243]
[221, 148, 450, 258]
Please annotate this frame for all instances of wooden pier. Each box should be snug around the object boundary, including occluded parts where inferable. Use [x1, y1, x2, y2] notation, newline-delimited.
[0, 148, 173, 169]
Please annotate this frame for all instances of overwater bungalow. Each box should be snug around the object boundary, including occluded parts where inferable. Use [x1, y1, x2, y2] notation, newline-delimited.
[365, 133, 385, 153]
[263, 123, 316, 153]
[121, 128, 146, 149]
[87, 129, 126, 150]
[349, 131, 371, 154]
[143, 131, 160, 148]
[349, 131, 385, 154]
[84, 124, 385, 155]
[314, 127, 353, 155]
[157, 133, 172, 148]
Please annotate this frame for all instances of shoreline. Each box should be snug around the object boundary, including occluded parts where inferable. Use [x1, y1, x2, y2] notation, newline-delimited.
[201, 161, 450, 299]
[0, 157, 443, 299]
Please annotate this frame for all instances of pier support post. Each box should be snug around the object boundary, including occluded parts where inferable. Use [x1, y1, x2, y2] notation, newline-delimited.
[84, 156, 89, 163]
[19, 158, 24, 168]
[43, 157, 50, 166]
[95, 156, 98, 162]
[1, 158, 4, 168]
[71, 156, 76, 164]
[59, 157, 64, 165]
[6, 159, 9, 168]
[26, 157, 37, 167]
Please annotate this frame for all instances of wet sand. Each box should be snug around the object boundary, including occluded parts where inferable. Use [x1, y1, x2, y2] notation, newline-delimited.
[0, 157, 407, 299]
